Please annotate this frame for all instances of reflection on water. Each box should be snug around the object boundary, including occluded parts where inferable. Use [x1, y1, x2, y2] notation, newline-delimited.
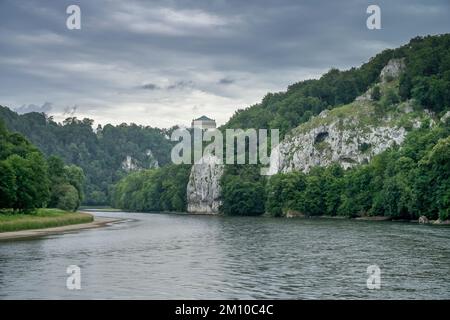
[0, 211, 449, 299]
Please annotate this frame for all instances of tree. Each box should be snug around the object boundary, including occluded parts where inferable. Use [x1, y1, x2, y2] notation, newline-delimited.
[55, 184, 80, 211]
[417, 137, 450, 220]
[0, 161, 16, 208]
[220, 176, 265, 215]
[65, 164, 85, 204]
[5, 154, 48, 211]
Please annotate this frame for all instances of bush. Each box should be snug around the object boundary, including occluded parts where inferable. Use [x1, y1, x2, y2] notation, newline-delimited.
[55, 184, 80, 211]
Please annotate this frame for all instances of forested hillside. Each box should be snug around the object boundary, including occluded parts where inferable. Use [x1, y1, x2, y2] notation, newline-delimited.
[0, 107, 173, 205]
[217, 34, 450, 219]
[0, 119, 84, 212]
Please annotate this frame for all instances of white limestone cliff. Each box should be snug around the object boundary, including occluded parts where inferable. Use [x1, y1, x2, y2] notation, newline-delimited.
[186, 154, 224, 214]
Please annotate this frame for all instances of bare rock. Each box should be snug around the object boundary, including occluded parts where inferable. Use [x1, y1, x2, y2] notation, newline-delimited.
[418, 216, 429, 224]
[186, 154, 224, 214]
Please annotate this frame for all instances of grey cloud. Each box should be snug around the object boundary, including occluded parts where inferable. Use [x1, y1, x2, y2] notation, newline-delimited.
[63, 105, 78, 117]
[141, 83, 159, 90]
[218, 78, 235, 85]
[14, 102, 53, 114]
[167, 80, 195, 90]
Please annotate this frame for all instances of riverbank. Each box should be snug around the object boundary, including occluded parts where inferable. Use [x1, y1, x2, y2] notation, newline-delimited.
[0, 208, 94, 233]
[0, 210, 119, 241]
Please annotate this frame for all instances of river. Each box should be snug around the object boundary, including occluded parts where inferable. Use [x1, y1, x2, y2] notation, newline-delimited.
[0, 211, 449, 299]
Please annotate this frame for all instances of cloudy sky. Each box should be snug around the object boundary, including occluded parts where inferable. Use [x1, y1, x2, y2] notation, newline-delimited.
[0, 0, 449, 128]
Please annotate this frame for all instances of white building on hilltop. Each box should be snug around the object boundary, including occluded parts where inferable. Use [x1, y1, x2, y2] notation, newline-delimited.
[191, 115, 216, 129]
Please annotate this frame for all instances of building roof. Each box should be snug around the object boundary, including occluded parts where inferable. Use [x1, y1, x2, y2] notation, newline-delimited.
[193, 115, 215, 121]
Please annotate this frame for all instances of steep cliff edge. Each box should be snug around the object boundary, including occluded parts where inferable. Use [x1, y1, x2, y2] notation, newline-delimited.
[186, 154, 224, 214]
[268, 59, 433, 175]
[267, 100, 432, 174]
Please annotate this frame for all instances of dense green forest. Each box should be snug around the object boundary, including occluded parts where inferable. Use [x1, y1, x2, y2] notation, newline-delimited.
[0, 107, 173, 205]
[111, 164, 191, 212]
[0, 120, 84, 212]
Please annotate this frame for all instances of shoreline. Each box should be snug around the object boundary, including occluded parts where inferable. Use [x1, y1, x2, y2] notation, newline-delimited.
[0, 215, 121, 241]
[98, 208, 450, 226]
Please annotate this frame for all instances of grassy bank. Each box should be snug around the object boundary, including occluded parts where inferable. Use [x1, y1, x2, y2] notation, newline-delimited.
[78, 206, 122, 212]
[0, 209, 94, 233]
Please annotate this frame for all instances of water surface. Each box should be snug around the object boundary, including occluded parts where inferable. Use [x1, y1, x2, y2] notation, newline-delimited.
[0, 211, 449, 299]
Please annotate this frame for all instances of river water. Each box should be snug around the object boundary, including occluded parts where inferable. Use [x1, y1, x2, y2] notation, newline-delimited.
[0, 211, 449, 299]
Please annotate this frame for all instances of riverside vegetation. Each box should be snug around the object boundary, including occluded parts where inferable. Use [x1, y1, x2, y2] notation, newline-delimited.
[0, 209, 93, 233]
[1, 34, 449, 222]
[0, 120, 90, 232]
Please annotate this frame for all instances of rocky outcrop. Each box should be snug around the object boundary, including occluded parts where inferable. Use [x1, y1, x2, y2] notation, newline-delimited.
[265, 58, 431, 175]
[121, 155, 139, 171]
[121, 149, 159, 172]
[380, 58, 405, 83]
[441, 111, 450, 123]
[186, 154, 224, 214]
[268, 103, 430, 175]
[418, 216, 429, 224]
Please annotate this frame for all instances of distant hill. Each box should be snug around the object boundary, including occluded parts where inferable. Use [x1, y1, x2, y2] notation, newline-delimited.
[0, 106, 173, 205]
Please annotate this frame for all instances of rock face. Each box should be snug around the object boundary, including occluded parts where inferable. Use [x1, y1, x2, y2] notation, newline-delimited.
[187, 154, 224, 214]
[380, 58, 405, 83]
[268, 102, 429, 175]
[418, 216, 429, 224]
[266, 58, 427, 175]
[121, 155, 139, 171]
[268, 113, 407, 174]
[121, 149, 159, 172]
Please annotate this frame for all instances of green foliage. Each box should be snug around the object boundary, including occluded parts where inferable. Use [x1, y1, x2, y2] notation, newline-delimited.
[47, 156, 85, 211]
[265, 172, 306, 217]
[398, 34, 450, 112]
[0, 122, 50, 212]
[265, 165, 343, 217]
[0, 121, 84, 213]
[0, 161, 16, 208]
[220, 168, 266, 216]
[0, 209, 93, 233]
[112, 164, 191, 212]
[3, 153, 49, 211]
[54, 184, 80, 212]
[381, 87, 400, 107]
